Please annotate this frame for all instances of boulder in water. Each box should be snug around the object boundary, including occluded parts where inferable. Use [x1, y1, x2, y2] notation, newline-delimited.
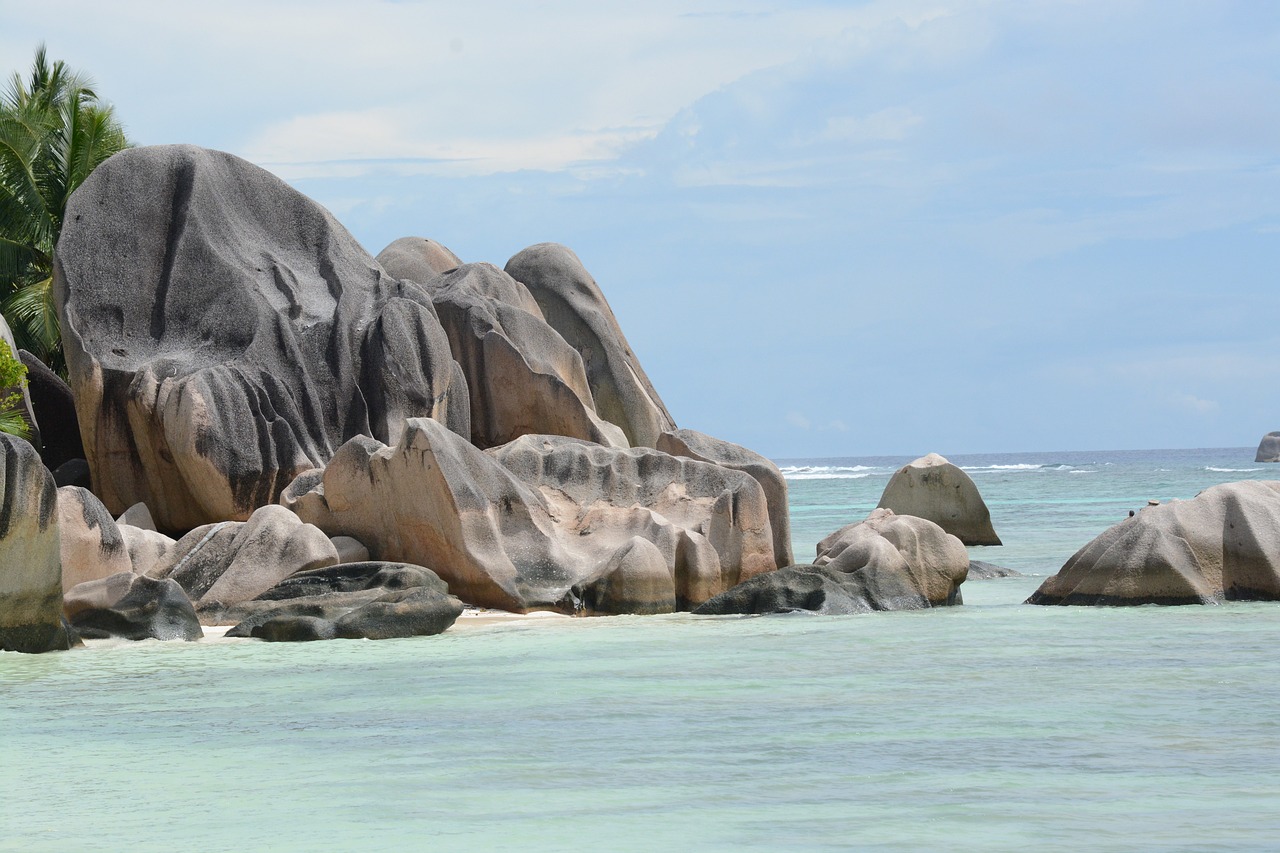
[695, 509, 968, 615]
[1257, 433, 1280, 463]
[1028, 480, 1280, 605]
[876, 453, 1001, 546]
[67, 573, 201, 641]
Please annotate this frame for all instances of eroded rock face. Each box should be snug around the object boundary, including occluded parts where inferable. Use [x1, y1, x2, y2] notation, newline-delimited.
[376, 237, 463, 282]
[1257, 433, 1280, 463]
[0, 434, 72, 653]
[1028, 481, 1280, 606]
[154, 504, 339, 606]
[54, 144, 466, 531]
[281, 418, 776, 614]
[427, 263, 627, 450]
[657, 429, 794, 569]
[213, 562, 462, 642]
[695, 509, 968, 615]
[58, 486, 132, 592]
[876, 453, 1001, 546]
[505, 243, 675, 447]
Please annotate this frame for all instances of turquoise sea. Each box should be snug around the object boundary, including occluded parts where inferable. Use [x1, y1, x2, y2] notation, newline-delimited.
[4, 447, 1280, 851]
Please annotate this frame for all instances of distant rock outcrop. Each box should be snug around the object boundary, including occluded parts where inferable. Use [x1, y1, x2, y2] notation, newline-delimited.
[1027, 481, 1280, 605]
[1257, 432, 1280, 463]
[281, 417, 776, 614]
[505, 243, 676, 447]
[54, 145, 467, 531]
[695, 508, 968, 615]
[0, 434, 74, 653]
[876, 453, 1001, 546]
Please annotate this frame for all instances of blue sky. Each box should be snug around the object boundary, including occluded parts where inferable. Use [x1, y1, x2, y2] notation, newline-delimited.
[4, 1, 1278, 457]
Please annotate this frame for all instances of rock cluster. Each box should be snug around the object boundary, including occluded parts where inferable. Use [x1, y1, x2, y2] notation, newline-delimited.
[1027, 481, 1280, 605]
[876, 453, 1001, 545]
[695, 509, 968, 615]
[0, 142, 796, 649]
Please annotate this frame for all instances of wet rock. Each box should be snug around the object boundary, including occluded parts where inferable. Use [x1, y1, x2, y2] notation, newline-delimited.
[1028, 480, 1280, 605]
[0, 434, 74, 653]
[281, 418, 776, 613]
[54, 144, 466, 530]
[68, 573, 201, 641]
[877, 453, 1001, 546]
[216, 561, 462, 642]
[695, 509, 968, 615]
[505, 243, 675, 447]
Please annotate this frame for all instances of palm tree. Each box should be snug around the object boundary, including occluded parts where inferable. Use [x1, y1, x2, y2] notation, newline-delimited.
[0, 44, 128, 374]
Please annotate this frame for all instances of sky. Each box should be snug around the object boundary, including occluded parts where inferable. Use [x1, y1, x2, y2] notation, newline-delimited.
[4, 0, 1278, 458]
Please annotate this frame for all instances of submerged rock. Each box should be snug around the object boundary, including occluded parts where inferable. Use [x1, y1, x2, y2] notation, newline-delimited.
[876, 453, 1001, 546]
[505, 243, 676, 448]
[966, 560, 1023, 579]
[215, 561, 462, 642]
[0, 434, 74, 653]
[68, 573, 201, 641]
[695, 509, 968, 615]
[54, 144, 467, 530]
[281, 417, 776, 614]
[1257, 432, 1280, 463]
[1028, 480, 1280, 605]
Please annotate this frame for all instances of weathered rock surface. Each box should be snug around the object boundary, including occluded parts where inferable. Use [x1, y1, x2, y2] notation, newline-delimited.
[67, 573, 201, 641]
[505, 243, 675, 447]
[281, 417, 776, 613]
[695, 509, 968, 615]
[877, 453, 1001, 546]
[967, 560, 1023, 579]
[120, 525, 178, 577]
[1027, 481, 1280, 606]
[330, 535, 370, 564]
[212, 561, 462, 642]
[54, 144, 467, 531]
[1257, 432, 1280, 463]
[0, 434, 74, 653]
[427, 262, 627, 449]
[58, 486, 132, 591]
[155, 504, 339, 605]
[116, 502, 157, 530]
[376, 237, 463, 282]
[657, 428, 794, 569]
[20, 350, 82, 469]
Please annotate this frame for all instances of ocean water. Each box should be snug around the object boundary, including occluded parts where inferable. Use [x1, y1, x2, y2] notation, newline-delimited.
[4, 447, 1280, 851]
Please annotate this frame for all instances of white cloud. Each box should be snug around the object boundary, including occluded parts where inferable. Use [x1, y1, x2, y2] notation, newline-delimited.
[1171, 394, 1220, 415]
[786, 411, 812, 430]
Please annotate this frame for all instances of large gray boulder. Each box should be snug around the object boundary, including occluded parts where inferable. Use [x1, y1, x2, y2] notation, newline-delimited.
[0, 434, 74, 652]
[153, 504, 339, 606]
[424, 262, 627, 450]
[54, 144, 467, 531]
[505, 243, 676, 447]
[1257, 432, 1280, 463]
[695, 509, 968, 615]
[1028, 481, 1280, 606]
[281, 417, 776, 614]
[67, 573, 201, 642]
[214, 561, 463, 642]
[657, 428, 794, 569]
[876, 453, 1001, 546]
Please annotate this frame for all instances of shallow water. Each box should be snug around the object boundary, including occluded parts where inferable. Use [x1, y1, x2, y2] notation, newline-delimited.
[3, 448, 1279, 851]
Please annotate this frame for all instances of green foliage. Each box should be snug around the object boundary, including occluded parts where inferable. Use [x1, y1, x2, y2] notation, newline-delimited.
[0, 338, 31, 440]
[0, 44, 129, 376]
